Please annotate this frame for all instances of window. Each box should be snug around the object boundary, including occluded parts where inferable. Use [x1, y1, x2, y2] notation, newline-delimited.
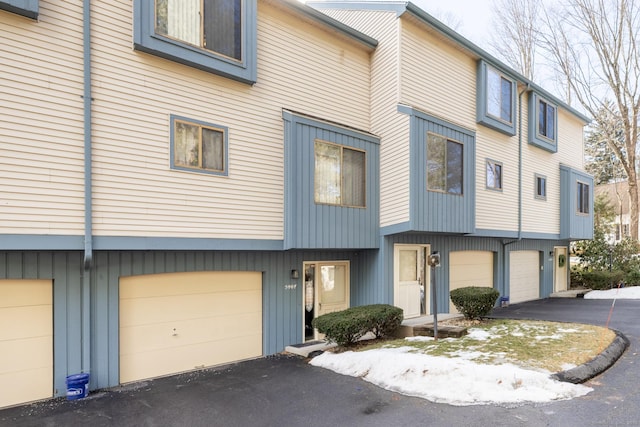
[476, 61, 516, 135]
[170, 116, 227, 175]
[577, 181, 590, 214]
[528, 93, 558, 152]
[155, 0, 242, 60]
[133, 0, 257, 84]
[535, 174, 547, 200]
[487, 67, 512, 123]
[427, 133, 463, 195]
[314, 140, 366, 207]
[538, 99, 556, 140]
[486, 160, 502, 190]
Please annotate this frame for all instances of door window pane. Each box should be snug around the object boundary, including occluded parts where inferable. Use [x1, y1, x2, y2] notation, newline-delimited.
[399, 250, 418, 281]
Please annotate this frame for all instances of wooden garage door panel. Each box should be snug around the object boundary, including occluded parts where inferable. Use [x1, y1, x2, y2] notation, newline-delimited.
[120, 289, 261, 327]
[120, 272, 262, 384]
[120, 272, 259, 299]
[121, 334, 262, 383]
[120, 312, 262, 355]
[0, 280, 52, 408]
[450, 251, 493, 313]
[510, 251, 540, 303]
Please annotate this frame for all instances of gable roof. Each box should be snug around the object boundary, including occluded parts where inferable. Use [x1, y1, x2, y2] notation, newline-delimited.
[308, 1, 591, 124]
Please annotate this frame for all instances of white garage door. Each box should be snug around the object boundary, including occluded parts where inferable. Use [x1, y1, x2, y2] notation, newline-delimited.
[120, 271, 262, 384]
[449, 251, 494, 313]
[509, 251, 540, 303]
[0, 280, 53, 408]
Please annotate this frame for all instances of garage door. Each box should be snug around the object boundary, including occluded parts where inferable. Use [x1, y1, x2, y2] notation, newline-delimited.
[120, 271, 262, 384]
[509, 251, 540, 303]
[0, 280, 52, 408]
[449, 251, 494, 313]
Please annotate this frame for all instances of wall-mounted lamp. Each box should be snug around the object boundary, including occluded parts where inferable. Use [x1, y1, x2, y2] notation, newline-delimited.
[291, 269, 299, 280]
[548, 251, 554, 261]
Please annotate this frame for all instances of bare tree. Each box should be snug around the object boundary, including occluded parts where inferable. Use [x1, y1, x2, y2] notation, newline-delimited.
[488, 0, 540, 80]
[541, 0, 640, 240]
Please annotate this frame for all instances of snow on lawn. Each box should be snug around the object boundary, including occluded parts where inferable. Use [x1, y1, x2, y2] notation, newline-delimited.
[584, 286, 640, 299]
[309, 346, 592, 406]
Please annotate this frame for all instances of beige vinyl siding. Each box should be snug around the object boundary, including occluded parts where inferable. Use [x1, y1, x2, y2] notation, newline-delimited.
[399, 18, 476, 129]
[0, 2, 85, 235]
[555, 109, 587, 170]
[89, 1, 371, 238]
[475, 128, 520, 232]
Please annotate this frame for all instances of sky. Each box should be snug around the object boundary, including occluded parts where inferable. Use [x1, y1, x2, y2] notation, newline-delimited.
[310, 287, 639, 406]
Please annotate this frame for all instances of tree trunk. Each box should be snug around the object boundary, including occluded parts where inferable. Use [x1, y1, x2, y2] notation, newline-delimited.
[628, 174, 639, 241]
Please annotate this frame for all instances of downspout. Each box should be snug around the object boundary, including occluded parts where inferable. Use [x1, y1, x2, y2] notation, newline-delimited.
[82, 0, 93, 376]
[502, 84, 530, 300]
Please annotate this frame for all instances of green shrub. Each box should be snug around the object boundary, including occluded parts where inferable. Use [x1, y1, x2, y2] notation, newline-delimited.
[625, 270, 640, 286]
[581, 270, 625, 290]
[449, 286, 500, 320]
[312, 304, 403, 346]
[570, 266, 585, 288]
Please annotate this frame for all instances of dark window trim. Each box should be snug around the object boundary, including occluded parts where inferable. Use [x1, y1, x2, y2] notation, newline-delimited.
[0, 0, 38, 19]
[577, 180, 590, 214]
[528, 92, 558, 152]
[485, 158, 503, 191]
[535, 173, 547, 200]
[476, 60, 517, 136]
[169, 114, 229, 176]
[133, 0, 257, 84]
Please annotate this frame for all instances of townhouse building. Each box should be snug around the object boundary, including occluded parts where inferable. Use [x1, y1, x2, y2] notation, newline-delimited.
[0, 0, 592, 407]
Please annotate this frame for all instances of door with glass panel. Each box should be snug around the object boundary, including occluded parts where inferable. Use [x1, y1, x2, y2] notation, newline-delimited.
[303, 261, 350, 341]
[394, 245, 429, 319]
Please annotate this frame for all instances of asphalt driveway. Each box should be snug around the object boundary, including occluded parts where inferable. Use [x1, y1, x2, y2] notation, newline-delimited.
[1, 298, 638, 427]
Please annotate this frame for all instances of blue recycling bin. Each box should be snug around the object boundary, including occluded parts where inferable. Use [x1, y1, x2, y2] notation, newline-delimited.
[66, 373, 90, 400]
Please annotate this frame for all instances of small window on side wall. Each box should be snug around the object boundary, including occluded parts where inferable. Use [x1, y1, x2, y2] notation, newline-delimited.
[577, 181, 590, 214]
[314, 140, 366, 208]
[535, 174, 546, 200]
[170, 115, 227, 175]
[486, 159, 502, 191]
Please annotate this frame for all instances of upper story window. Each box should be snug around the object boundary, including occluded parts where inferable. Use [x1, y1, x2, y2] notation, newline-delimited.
[133, 0, 257, 84]
[577, 181, 590, 214]
[427, 133, 463, 195]
[535, 174, 547, 200]
[486, 159, 502, 191]
[155, 0, 242, 61]
[314, 140, 366, 207]
[476, 61, 516, 135]
[528, 92, 558, 152]
[170, 115, 227, 175]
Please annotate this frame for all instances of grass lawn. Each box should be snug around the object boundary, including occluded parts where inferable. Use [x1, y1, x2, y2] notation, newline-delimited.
[357, 319, 615, 373]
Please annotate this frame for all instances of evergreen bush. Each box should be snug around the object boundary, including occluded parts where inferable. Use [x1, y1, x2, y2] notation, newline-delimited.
[449, 286, 500, 320]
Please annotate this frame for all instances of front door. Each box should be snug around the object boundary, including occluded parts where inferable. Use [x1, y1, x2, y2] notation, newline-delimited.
[394, 244, 429, 319]
[303, 261, 350, 341]
[554, 247, 568, 292]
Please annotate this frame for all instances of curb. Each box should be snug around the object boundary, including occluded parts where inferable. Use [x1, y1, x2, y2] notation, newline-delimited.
[551, 330, 629, 384]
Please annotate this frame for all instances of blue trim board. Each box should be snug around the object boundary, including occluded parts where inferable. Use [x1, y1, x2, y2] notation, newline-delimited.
[0, 235, 84, 250]
[0, 0, 38, 19]
[93, 236, 284, 251]
[380, 222, 412, 236]
[470, 229, 561, 240]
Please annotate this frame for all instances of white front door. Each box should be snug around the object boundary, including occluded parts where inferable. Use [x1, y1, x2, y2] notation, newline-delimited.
[303, 261, 350, 341]
[554, 247, 568, 292]
[394, 245, 429, 319]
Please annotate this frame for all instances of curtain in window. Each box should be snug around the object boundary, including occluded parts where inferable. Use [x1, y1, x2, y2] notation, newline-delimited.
[315, 142, 341, 204]
[202, 128, 224, 171]
[343, 148, 365, 207]
[175, 122, 200, 167]
[204, 0, 242, 60]
[165, 0, 200, 46]
[446, 141, 463, 194]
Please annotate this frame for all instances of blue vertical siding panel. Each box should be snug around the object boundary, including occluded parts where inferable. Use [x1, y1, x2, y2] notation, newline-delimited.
[283, 111, 380, 249]
[560, 165, 594, 239]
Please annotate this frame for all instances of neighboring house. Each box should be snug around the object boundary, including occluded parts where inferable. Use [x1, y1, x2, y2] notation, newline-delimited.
[0, 0, 592, 407]
[595, 180, 633, 242]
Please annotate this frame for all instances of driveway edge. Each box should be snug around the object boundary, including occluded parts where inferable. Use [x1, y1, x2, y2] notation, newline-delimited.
[551, 330, 629, 384]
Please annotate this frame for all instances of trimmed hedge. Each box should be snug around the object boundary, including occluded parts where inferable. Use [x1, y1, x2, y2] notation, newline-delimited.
[449, 286, 500, 320]
[311, 304, 403, 346]
[581, 270, 625, 290]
